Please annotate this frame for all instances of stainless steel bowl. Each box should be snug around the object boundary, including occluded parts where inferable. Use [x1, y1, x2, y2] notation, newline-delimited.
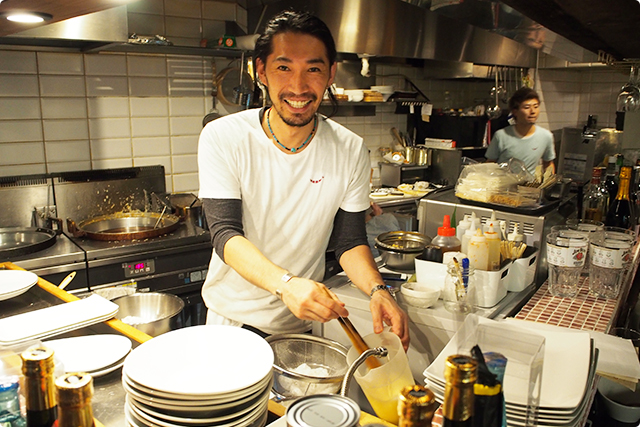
[265, 334, 349, 401]
[112, 292, 184, 337]
[375, 231, 431, 271]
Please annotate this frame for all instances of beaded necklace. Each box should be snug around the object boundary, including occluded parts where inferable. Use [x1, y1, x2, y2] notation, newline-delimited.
[266, 107, 317, 153]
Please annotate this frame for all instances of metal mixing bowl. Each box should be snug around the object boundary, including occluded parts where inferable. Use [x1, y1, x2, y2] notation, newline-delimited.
[112, 292, 184, 337]
[375, 231, 432, 271]
[265, 334, 349, 401]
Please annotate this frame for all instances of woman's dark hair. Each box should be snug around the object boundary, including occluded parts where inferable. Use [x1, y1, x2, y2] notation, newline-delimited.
[253, 10, 338, 116]
[508, 87, 540, 111]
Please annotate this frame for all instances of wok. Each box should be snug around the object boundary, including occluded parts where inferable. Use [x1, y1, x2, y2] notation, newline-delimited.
[0, 227, 59, 257]
[67, 211, 180, 241]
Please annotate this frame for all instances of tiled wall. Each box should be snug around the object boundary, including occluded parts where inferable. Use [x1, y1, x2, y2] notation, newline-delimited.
[0, 47, 627, 192]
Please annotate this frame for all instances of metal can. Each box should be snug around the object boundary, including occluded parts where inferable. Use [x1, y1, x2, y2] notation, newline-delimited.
[286, 394, 360, 427]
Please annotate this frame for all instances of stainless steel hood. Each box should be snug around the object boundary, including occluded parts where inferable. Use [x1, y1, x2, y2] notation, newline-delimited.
[247, 0, 537, 68]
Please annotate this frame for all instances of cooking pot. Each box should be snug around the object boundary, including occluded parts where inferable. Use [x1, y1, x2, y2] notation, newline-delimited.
[67, 211, 180, 241]
[168, 193, 207, 229]
[0, 226, 60, 257]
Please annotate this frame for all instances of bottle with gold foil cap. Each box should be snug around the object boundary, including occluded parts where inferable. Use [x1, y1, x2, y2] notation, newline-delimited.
[398, 384, 438, 427]
[21, 347, 57, 427]
[443, 354, 477, 427]
[55, 373, 95, 427]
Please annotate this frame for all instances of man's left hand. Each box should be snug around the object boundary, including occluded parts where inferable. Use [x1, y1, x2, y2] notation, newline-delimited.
[369, 290, 410, 351]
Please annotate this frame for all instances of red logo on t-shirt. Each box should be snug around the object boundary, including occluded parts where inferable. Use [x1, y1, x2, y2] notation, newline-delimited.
[310, 176, 324, 184]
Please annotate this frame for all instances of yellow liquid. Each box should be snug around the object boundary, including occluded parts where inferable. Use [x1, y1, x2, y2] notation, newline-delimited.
[360, 368, 415, 424]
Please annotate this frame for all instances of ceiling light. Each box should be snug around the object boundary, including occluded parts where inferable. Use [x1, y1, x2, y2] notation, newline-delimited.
[5, 12, 53, 23]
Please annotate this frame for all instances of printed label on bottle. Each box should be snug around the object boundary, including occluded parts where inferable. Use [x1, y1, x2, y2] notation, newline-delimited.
[547, 243, 586, 267]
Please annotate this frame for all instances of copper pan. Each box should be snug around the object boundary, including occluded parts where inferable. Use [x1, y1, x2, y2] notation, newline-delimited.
[67, 211, 180, 241]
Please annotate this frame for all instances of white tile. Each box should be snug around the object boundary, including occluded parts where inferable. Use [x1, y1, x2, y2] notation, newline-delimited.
[130, 97, 169, 117]
[85, 54, 127, 76]
[0, 163, 46, 177]
[202, 1, 235, 20]
[0, 75, 39, 97]
[0, 98, 41, 120]
[129, 77, 168, 97]
[47, 161, 92, 173]
[127, 56, 167, 77]
[165, 0, 200, 18]
[90, 138, 132, 159]
[43, 119, 89, 141]
[165, 175, 173, 193]
[172, 172, 199, 193]
[86, 77, 129, 97]
[169, 97, 205, 116]
[166, 16, 202, 39]
[132, 136, 170, 156]
[37, 52, 84, 75]
[40, 76, 85, 97]
[0, 142, 45, 165]
[41, 98, 87, 119]
[172, 154, 197, 173]
[167, 57, 204, 78]
[168, 78, 205, 96]
[134, 156, 172, 173]
[45, 140, 90, 162]
[171, 135, 199, 154]
[0, 51, 37, 74]
[131, 117, 169, 137]
[89, 118, 131, 139]
[0, 120, 43, 143]
[169, 116, 201, 135]
[92, 158, 133, 169]
[87, 97, 130, 118]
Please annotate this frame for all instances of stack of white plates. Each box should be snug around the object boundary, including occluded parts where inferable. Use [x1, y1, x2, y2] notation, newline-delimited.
[0, 270, 38, 301]
[122, 325, 274, 427]
[425, 317, 597, 427]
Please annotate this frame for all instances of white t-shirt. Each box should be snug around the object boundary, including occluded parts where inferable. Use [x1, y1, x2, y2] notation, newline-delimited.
[485, 125, 556, 174]
[197, 108, 371, 334]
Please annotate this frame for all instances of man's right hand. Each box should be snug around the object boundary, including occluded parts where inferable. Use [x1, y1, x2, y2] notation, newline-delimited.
[279, 278, 349, 323]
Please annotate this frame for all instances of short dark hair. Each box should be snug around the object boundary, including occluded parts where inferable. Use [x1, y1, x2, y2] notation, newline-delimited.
[509, 87, 540, 111]
[253, 10, 339, 116]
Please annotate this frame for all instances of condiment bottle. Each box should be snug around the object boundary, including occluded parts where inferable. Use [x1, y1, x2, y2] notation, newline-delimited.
[21, 347, 57, 427]
[484, 224, 501, 271]
[54, 373, 95, 427]
[467, 229, 488, 271]
[483, 211, 497, 234]
[461, 217, 480, 254]
[443, 355, 477, 427]
[456, 214, 471, 242]
[398, 385, 438, 427]
[431, 215, 462, 254]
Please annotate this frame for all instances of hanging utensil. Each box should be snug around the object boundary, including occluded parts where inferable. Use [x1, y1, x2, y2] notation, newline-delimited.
[203, 61, 221, 126]
[58, 271, 76, 290]
[487, 68, 502, 119]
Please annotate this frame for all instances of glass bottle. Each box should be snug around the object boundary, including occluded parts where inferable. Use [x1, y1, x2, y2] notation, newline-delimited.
[21, 347, 57, 427]
[605, 166, 637, 230]
[55, 373, 95, 427]
[604, 155, 619, 209]
[632, 165, 640, 233]
[398, 385, 438, 427]
[582, 166, 609, 222]
[442, 355, 477, 427]
[0, 379, 26, 427]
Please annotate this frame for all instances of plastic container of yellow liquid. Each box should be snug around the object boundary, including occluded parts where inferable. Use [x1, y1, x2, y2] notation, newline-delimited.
[467, 228, 489, 271]
[346, 331, 415, 424]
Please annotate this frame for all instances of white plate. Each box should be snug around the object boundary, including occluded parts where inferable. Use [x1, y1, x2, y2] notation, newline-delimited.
[425, 316, 591, 409]
[44, 334, 132, 374]
[123, 325, 274, 397]
[0, 270, 38, 301]
[0, 294, 119, 345]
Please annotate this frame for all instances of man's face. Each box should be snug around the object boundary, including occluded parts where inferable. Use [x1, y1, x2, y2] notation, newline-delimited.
[256, 32, 336, 127]
[513, 98, 540, 125]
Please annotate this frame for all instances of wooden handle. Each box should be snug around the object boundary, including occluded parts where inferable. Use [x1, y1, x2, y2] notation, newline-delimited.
[322, 287, 381, 370]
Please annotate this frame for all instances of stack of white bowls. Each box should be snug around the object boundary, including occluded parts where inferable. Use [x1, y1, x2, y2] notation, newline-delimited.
[122, 325, 274, 427]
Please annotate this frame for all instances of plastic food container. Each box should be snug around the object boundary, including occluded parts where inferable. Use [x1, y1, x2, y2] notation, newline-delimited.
[473, 261, 509, 308]
[505, 246, 538, 292]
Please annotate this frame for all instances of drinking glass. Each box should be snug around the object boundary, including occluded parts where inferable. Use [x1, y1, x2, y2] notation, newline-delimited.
[617, 65, 640, 112]
[589, 235, 632, 299]
[546, 231, 589, 298]
[563, 219, 605, 270]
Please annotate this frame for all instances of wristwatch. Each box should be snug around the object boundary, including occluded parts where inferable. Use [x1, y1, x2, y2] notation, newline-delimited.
[370, 284, 390, 297]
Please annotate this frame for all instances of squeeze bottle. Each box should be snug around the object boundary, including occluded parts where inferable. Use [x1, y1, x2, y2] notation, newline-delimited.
[485, 224, 501, 271]
[483, 211, 497, 233]
[461, 217, 480, 254]
[431, 215, 462, 254]
[456, 214, 471, 242]
[467, 228, 489, 271]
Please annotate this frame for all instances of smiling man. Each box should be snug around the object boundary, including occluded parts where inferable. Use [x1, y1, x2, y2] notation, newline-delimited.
[197, 10, 409, 349]
[485, 87, 556, 175]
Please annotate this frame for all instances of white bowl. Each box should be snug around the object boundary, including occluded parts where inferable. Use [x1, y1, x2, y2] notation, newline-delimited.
[344, 89, 364, 102]
[371, 85, 394, 93]
[598, 377, 640, 423]
[400, 282, 441, 308]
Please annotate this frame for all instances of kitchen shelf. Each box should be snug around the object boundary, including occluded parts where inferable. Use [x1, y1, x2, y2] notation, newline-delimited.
[319, 101, 393, 117]
[85, 43, 245, 58]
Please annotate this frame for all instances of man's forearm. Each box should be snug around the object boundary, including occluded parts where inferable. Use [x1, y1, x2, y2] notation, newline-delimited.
[338, 244, 385, 295]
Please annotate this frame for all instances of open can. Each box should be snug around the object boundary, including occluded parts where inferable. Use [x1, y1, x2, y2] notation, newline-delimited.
[286, 394, 360, 427]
